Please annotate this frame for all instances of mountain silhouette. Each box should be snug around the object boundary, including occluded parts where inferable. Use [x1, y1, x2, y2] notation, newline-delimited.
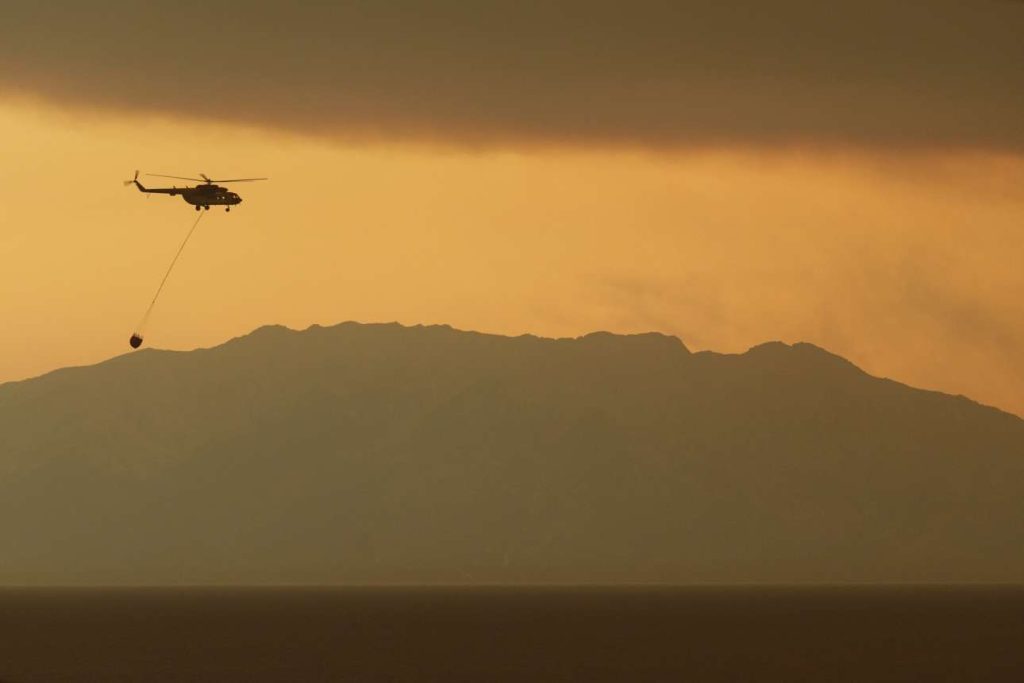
[1, 322, 1021, 585]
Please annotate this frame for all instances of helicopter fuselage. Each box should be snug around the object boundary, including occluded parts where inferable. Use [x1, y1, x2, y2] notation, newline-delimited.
[178, 184, 242, 208]
[133, 178, 242, 210]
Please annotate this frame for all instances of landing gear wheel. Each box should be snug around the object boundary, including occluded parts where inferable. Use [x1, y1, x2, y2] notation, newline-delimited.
[225, 207, 231, 212]
[195, 205, 201, 211]
[204, 205, 210, 211]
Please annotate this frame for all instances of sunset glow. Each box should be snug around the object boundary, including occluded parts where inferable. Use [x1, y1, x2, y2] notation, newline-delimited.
[1, 100, 1021, 414]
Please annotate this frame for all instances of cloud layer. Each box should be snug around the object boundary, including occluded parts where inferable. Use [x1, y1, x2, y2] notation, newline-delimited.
[2, 1, 1022, 149]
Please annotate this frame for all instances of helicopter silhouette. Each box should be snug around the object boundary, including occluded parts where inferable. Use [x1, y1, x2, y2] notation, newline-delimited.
[125, 171, 267, 211]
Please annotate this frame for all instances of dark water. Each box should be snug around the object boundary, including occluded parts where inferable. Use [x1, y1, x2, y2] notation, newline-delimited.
[1, 586, 1022, 682]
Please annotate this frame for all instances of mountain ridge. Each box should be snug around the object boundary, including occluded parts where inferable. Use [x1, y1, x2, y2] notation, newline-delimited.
[1, 320, 1022, 585]
[3, 321, 1011, 420]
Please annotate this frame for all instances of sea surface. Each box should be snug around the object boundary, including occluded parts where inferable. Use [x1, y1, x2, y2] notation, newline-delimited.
[0, 586, 1022, 682]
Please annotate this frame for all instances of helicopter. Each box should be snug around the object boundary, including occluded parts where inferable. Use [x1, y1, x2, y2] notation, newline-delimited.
[124, 171, 267, 211]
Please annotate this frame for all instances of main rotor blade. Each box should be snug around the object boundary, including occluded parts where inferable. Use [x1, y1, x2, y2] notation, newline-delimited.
[148, 173, 204, 182]
[209, 177, 269, 183]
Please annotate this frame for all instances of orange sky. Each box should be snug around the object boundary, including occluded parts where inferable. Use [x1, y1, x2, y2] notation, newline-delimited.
[1, 100, 1022, 415]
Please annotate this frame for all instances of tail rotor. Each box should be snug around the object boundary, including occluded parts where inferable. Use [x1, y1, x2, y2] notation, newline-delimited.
[123, 170, 139, 187]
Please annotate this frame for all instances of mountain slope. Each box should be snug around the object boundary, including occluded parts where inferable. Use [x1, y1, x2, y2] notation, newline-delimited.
[1, 322, 1022, 584]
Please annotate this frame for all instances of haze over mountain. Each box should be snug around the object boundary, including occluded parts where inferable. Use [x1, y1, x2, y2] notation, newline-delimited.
[1, 322, 1021, 585]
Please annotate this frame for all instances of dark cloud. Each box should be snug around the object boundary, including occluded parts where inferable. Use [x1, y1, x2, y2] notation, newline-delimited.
[1, 1, 1022, 150]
